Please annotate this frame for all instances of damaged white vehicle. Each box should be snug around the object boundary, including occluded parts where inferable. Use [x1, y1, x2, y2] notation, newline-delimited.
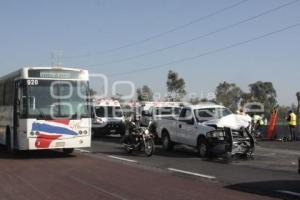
[156, 104, 255, 158]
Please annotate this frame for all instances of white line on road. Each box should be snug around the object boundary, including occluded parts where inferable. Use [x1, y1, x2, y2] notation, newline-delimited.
[76, 149, 92, 153]
[168, 168, 216, 179]
[276, 190, 300, 197]
[108, 155, 138, 163]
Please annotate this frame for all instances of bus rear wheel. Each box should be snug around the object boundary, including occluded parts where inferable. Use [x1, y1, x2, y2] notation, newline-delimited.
[5, 128, 12, 152]
[63, 148, 74, 155]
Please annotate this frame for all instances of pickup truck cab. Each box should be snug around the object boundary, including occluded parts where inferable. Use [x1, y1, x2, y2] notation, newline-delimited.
[157, 104, 255, 158]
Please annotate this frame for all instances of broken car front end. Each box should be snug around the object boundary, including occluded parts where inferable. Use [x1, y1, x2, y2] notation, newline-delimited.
[205, 127, 255, 157]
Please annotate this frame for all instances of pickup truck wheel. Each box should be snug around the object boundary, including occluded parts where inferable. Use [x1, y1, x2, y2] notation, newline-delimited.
[198, 139, 209, 158]
[162, 133, 173, 151]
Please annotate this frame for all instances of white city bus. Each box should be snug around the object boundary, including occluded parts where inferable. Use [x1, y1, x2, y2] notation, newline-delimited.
[0, 67, 91, 154]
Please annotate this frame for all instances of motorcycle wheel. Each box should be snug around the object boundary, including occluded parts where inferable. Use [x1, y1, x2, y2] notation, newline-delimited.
[144, 139, 155, 157]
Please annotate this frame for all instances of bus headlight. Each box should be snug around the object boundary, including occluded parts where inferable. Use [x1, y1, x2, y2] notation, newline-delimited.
[83, 130, 88, 135]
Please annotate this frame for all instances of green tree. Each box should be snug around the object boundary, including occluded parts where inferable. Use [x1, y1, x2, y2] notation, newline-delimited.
[189, 98, 208, 105]
[248, 81, 277, 117]
[166, 70, 186, 101]
[277, 105, 290, 124]
[215, 81, 243, 112]
[136, 85, 154, 101]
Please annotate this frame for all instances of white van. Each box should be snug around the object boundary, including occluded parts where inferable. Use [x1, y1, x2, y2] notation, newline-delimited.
[92, 99, 126, 137]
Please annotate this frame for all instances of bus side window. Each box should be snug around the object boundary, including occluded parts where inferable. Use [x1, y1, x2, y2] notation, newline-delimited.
[21, 96, 28, 118]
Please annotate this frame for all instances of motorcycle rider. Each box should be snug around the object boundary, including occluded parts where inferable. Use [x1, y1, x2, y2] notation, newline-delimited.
[127, 113, 140, 148]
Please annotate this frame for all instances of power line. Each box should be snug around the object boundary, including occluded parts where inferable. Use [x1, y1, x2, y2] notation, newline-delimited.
[105, 22, 300, 77]
[63, 0, 249, 59]
[88, 0, 299, 67]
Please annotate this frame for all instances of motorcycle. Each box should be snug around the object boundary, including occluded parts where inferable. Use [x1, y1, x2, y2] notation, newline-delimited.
[122, 122, 155, 157]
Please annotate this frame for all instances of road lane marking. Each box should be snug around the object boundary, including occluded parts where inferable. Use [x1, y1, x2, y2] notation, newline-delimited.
[76, 149, 92, 153]
[276, 190, 300, 197]
[108, 155, 138, 163]
[168, 168, 216, 179]
[69, 175, 128, 200]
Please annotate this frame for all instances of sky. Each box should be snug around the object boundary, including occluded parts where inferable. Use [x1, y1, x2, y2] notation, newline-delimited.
[0, 0, 299, 106]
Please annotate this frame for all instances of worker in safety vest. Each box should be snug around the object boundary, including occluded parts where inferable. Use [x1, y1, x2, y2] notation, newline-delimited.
[253, 114, 264, 130]
[286, 110, 297, 141]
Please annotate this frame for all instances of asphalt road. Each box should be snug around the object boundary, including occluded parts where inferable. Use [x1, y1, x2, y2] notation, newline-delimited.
[0, 138, 299, 200]
[86, 136, 300, 199]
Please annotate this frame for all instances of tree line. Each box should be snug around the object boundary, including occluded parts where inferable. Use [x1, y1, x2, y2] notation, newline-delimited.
[136, 70, 294, 119]
[90, 70, 294, 119]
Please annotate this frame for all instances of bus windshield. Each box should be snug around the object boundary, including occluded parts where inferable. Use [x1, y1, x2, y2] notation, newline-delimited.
[22, 80, 90, 119]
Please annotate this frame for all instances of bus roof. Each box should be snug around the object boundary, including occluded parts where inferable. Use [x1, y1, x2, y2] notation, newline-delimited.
[0, 67, 89, 81]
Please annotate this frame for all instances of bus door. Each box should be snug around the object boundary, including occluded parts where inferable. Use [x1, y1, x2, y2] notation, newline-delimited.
[13, 80, 21, 148]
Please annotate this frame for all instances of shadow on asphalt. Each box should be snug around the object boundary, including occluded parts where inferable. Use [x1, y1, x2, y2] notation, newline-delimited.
[226, 180, 300, 200]
[93, 135, 253, 164]
[0, 145, 75, 159]
[92, 135, 122, 144]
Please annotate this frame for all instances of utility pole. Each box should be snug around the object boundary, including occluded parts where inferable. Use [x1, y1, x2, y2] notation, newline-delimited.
[51, 50, 64, 67]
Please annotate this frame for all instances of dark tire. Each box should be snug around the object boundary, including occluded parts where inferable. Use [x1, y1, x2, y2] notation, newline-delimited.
[222, 152, 233, 163]
[91, 129, 96, 139]
[5, 127, 12, 152]
[119, 130, 126, 137]
[63, 148, 74, 155]
[162, 132, 173, 151]
[144, 139, 154, 157]
[198, 138, 209, 158]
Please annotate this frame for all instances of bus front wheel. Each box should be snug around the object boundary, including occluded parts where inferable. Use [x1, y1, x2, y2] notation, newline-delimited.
[5, 128, 12, 152]
[63, 148, 74, 155]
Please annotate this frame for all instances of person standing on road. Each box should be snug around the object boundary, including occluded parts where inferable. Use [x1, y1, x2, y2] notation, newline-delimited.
[286, 110, 297, 141]
[252, 114, 264, 138]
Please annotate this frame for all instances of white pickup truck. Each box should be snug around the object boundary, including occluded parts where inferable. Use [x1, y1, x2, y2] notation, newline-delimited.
[156, 104, 255, 158]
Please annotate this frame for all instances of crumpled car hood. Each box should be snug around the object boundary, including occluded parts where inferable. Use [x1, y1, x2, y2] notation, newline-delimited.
[203, 114, 252, 130]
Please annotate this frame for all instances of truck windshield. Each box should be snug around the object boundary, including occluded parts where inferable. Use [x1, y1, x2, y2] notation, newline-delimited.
[154, 107, 181, 116]
[22, 80, 90, 119]
[95, 106, 123, 118]
[194, 108, 232, 123]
